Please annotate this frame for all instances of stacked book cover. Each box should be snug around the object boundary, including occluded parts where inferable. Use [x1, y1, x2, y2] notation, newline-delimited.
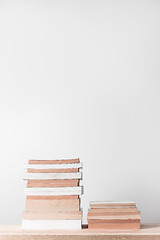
[22, 158, 83, 230]
[87, 201, 140, 229]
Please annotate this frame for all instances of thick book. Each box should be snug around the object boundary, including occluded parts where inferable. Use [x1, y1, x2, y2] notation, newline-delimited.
[88, 219, 140, 224]
[87, 214, 140, 224]
[24, 186, 83, 196]
[22, 219, 82, 229]
[25, 199, 80, 211]
[88, 223, 140, 229]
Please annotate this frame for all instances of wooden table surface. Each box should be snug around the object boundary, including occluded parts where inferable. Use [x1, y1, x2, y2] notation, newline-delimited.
[0, 224, 160, 240]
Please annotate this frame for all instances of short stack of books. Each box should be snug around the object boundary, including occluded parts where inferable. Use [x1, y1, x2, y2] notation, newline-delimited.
[22, 158, 83, 230]
[87, 201, 140, 229]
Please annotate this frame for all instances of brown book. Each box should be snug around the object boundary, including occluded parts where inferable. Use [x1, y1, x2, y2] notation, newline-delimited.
[88, 211, 140, 216]
[90, 202, 136, 208]
[90, 205, 136, 209]
[27, 179, 79, 188]
[26, 195, 79, 200]
[27, 168, 79, 173]
[88, 219, 140, 224]
[90, 208, 138, 213]
[88, 213, 140, 221]
[28, 159, 80, 164]
[88, 223, 140, 229]
[22, 211, 82, 220]
[88, 216, 140, 224]
[25, 199, 80, 211]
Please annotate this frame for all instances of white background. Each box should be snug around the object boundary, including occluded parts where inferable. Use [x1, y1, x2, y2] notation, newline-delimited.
[0, 0, 160, 224]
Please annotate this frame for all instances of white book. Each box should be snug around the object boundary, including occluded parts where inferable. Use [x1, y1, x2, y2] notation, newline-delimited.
[25, 163, 82, 169]
[22, 219, 81, 230]
[24, 186, 83, 196]
[24, 172, 82, 180]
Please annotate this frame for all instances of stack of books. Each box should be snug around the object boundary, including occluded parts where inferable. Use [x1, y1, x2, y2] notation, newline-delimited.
[87, 201, 140, 229]
[22, 158, 83, 230]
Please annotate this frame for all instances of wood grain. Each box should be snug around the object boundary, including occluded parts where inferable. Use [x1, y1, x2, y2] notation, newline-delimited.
[0, 224, 160, 240]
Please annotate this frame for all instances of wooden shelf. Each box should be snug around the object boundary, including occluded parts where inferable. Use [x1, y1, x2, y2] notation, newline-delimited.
[0, 224, 160, 240]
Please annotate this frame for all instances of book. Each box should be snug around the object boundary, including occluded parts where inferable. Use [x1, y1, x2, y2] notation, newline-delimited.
[87, 214, 140, 223]
[24, 186, 83, 196]
[90, 205, 136, 209]
[28, 159, 80, 164]
[88, 219, 140, 224]
[90, 208, 138, 213]
[27, 179, 79, 187]
[87, 201, 140, 230]
[88, 223, 140, 229]
[88, 211, 140, 216]
[22, 158, 83, 230]
[27, 168, 79, 173]
[90, 201, 136, 208]
[90, 201, 136, 205]
[26, 195, 79, 200]
[22, 219, 82, 229]
[22, 211, 82, 220]
[24, 172, 82, 180]
[25, 163, 82, 169]
[25, 199, 80, 211]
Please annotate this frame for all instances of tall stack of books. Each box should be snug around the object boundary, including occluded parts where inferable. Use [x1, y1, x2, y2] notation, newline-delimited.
[87, 201, 140, 229]
[22, 158, 83, 230]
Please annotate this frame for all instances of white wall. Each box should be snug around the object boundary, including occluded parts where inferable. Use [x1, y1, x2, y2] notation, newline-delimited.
[0, 0, 160, 224]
